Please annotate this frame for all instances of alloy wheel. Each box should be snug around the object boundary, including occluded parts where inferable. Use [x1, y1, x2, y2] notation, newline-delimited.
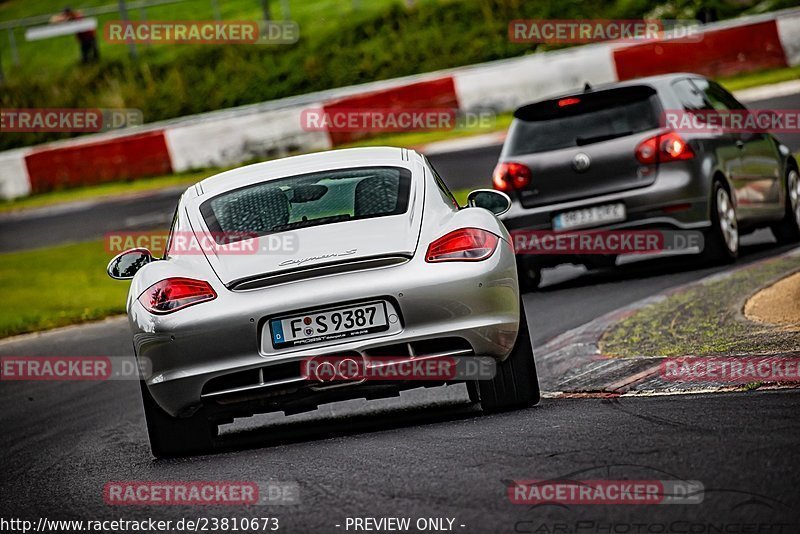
[716, 187, 738, 254]
[788, 169, 800, 228]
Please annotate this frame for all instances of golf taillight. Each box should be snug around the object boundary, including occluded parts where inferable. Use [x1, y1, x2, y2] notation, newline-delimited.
[492, 162, 531, 192]
[635, 131, 695, 165]
[138, 277, 217, 314]
[426, 228, 500, 263]
[558, 97, 581, 107]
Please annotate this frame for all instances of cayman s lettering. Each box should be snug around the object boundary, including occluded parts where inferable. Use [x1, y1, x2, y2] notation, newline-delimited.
[279, 249, 358, 267]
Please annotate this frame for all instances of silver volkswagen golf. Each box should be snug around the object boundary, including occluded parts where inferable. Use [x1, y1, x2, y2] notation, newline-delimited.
[108, 147, 539, 457]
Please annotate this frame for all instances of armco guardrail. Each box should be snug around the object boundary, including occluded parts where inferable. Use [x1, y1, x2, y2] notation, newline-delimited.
[1, 8, 799, 199]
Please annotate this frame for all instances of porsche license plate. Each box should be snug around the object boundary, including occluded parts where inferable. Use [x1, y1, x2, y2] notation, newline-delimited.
[269, 301, 390, 349]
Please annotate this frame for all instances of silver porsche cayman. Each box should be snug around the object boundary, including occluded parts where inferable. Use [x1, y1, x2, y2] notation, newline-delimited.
[107, 147, 539, 457]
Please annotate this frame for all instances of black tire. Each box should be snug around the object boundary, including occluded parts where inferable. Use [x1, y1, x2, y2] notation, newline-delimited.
[701, 181, 738, 264]
[771, 167, 800, 245]
[139, 380, 215, 458]
[517, 258, 542, 292]
[478, 300, 540, 413]
[584, 255, 618, 270]
[466, 381, 480, 404]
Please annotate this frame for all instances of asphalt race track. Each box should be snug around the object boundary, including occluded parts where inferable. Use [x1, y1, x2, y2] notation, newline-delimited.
[1, 93, 800, 530]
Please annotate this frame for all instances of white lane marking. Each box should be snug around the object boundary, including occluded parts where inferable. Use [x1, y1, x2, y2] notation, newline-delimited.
[735, 79, 800, 103]
[123, 212, 172, 227]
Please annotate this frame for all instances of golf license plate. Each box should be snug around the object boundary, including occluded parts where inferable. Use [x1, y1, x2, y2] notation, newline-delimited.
[553, 203, 626, 230]
[269, 301, 390, 349]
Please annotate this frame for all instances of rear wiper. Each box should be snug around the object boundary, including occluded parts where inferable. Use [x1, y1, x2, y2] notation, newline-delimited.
[272, 214, 351, 231]
[576, 131, 633, 146]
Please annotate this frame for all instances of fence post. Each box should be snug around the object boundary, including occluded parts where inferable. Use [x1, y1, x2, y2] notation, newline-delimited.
[260, 0, 271, 21]
[118, 0, 138, 58]
[139, 7, 152, 47]
[8, 28, 19, 66]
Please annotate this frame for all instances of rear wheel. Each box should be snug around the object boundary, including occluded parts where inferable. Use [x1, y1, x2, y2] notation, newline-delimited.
[517, 259, 542, 292]
[701, 181, 738, 264]
[466, 381, 480, 404]
[584, 255, 618, 270]
[771, 168, 800, 244]
[477, 300, 540, 413]
[139, 380, 215, 458]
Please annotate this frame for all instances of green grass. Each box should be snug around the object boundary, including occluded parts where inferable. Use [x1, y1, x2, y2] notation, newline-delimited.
[4, 0, 795, 82]
[720, 64, 800, 92]
[600, 256, 800, 358]
[451, 188, 469, 206]
[0, 169, 214, 213]
[0, 0, 423, 78]
[339, 112, 513, 149]
[742, 381, 763, 391]
[0, 239, 129, 338]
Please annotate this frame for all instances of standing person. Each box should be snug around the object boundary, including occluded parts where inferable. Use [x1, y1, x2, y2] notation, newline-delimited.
[52, 7, 99, 64]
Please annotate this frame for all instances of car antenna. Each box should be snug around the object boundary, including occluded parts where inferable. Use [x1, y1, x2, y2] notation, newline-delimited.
[583, 82, 592, 92]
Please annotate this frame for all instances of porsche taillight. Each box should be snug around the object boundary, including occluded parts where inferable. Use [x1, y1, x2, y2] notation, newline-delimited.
[426, 228, 500, 263]
[138, 278, 217, 314]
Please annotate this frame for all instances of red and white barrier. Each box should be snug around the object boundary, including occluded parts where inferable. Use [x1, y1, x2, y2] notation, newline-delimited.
[165, 104, 331, 173]
[612, 20, 788, 80]
[1, 8, 798, 199]
[25, 131, 172, 193]
[454, 42, 619, 113]
[777, 15, 800, 66]
[322, 77, 460, 145]
[0, 148, 32, 199]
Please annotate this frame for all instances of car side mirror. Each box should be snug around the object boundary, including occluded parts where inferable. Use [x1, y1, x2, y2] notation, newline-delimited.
[106, 248, 153, 280]
[467, 189, 511, 216]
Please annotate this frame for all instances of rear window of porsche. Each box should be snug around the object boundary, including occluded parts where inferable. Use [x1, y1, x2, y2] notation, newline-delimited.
[200, 166, 412, 242]
[505, 86, 661, 156]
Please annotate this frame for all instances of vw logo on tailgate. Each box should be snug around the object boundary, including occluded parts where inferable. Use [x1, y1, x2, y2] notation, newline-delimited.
[572, 152, 591, 172]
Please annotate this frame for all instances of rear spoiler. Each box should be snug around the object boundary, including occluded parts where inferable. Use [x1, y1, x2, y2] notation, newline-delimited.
[514, 86, 657, 122]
